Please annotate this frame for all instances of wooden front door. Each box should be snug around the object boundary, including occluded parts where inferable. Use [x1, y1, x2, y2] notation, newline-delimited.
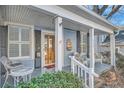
[44, 35, 55, 67]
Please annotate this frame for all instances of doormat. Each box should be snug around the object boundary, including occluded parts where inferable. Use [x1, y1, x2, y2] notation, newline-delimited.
[44, 64, 55, 69]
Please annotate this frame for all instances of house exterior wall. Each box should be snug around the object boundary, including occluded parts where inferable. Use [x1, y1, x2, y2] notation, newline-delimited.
[34, 30, 41, 68]
[0, 26, 8, 87]
[0, 7, 3, 25]
[64, 29, 77, 67]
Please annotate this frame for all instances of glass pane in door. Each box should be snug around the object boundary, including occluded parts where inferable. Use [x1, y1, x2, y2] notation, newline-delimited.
[44, 35, 55, 66]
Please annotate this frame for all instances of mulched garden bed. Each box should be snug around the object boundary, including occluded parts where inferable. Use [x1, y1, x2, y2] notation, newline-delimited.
[95, 67, 124, 88]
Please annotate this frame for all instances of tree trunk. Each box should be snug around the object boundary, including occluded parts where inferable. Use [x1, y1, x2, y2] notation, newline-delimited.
[99, 5, 108, 15]
[93, 5, 99, 13]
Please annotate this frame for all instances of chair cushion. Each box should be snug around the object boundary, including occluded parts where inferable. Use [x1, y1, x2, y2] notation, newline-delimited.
[10, 67, 34, 76]
[9, 63, 22, 68]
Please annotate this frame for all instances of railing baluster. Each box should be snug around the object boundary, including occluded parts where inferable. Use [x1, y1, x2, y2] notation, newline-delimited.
[69, 56, 98, 88]
[71, 57, 75, 74]
[76, 65, 78, 75]
[84, 70, 87, 87]
[82, 69, 85, 79]
[73, 61, 75, 74]
[79, 67, 81, 78]
[86, 73, 89, 87]
[81, 67, 83, 78]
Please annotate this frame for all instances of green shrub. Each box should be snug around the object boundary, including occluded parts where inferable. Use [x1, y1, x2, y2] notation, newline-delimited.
[116, 53, 124, 69]
[18, 71, 83, 88]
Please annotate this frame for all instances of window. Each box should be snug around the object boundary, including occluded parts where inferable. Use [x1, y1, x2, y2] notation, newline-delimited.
[80, 32, 87, 54]
[8, 25, 32, 58]
[9, 44, 19, 57]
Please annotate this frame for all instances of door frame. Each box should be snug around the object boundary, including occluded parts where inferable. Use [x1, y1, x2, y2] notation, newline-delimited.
[41, 29, 55, 70]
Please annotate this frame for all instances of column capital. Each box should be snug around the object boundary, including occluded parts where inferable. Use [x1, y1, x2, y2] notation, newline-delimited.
[54, 16, 62, 19]
[89, 28, 95, 31]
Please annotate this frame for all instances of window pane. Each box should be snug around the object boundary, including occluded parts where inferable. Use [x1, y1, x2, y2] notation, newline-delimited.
[9, 44, 19, 57]
[21, 28, 30, 41]
[80, 32, 87, 54]
[83, 34, 87, 53]
[9, 26, 19, 41]
[21, 44, 30, 56]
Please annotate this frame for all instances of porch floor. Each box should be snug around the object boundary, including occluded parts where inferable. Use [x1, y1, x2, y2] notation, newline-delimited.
[94, 63, 112, 75]
[31, 68, 42, 78]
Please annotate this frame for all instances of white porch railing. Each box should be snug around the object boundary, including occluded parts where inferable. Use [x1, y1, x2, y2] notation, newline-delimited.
[69, 56, 99, 88]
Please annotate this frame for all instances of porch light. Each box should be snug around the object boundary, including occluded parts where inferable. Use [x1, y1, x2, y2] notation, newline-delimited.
[66, 39, 72, 51]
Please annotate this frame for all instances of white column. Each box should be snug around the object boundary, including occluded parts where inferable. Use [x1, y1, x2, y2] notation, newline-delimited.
[89, 28, 95, 69]
[89, 28, 95, 88]
[110, 34, 116, 67]
[55, 16, 64, 71]
[0, 58, 2, 88]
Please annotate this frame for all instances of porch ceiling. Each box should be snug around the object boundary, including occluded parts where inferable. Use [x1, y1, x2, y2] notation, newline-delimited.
[0, 5, 110, 35]
[0, 5, 55, 30]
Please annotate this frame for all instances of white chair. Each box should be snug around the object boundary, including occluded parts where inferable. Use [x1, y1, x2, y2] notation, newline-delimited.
[95, 53, 103, 64]
[80, 53, 103, 66]
[74, 52, 89, 66]
[0, 56, 34, 88]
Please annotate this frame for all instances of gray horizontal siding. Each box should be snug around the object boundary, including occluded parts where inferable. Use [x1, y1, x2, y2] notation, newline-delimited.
[35, 30, 41, 68]
[0, 26, 8, 87]
[64, 29, 77, 67]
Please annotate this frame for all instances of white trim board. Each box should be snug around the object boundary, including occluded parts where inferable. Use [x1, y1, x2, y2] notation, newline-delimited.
[32, 5, 114, 34]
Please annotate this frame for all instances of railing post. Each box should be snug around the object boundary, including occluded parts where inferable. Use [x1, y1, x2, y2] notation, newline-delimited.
[77, 66, 81, 77]
[71, 56, 75, 74]
[84, 71, 87, 87]
[89, 68, 94, 88]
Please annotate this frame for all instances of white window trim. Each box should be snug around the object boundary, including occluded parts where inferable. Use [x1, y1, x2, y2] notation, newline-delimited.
[8, 23, 34, 60]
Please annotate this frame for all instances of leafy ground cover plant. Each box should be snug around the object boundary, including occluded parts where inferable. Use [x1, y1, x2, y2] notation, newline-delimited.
[18, 71, 83, 88]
